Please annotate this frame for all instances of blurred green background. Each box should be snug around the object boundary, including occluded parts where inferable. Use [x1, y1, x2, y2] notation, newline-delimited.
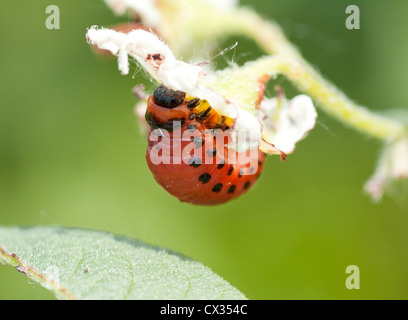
[1, 0, 408, 299]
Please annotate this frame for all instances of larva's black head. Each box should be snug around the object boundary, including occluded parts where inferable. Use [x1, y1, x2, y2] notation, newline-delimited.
[153, 84, 186, 109]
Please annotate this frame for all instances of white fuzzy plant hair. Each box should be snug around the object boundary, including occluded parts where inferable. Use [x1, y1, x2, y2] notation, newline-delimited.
[86, 26, 317, 156]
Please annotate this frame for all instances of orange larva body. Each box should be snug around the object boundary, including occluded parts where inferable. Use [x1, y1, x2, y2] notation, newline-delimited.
[145, 85, 266, 205]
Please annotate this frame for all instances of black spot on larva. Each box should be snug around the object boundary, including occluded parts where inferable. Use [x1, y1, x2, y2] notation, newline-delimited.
[187, 98, 200, 110]
[148, 114, 185, 131]
[228, 185, 236, 193]
[197, 107, 212, 122]
[217, 159, 225, 169]
[191, 136, 204, 149]
[217, 116, 230, 131]
[214, 122, 229, 131]
[244, 181, 251, 189]
[207, 148, 217, 157]
[258, 160, 263, 166]
[198, 173, 211, 184]
[227, 165, 234, 176]
[186, 123, 196, 132]
[238, 168, 244, 178]
[153, 84, 186, 109]
[212, 127, 227, 137]
[212, 183, 223, 192]
[188, 157, 202, 168]
[145, 110, 151, 124]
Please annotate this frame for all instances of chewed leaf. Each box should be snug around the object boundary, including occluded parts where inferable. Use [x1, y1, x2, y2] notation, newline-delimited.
[0, 226, 246, 300]
[86, 27, 232, 115]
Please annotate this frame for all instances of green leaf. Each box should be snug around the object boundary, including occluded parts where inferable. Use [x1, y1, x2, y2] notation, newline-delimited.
[0, 226, 246, 300]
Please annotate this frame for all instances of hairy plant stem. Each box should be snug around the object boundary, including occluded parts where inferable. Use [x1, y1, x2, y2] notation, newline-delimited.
[225, 8, 407, 142]
[244, 56, 406, 141]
